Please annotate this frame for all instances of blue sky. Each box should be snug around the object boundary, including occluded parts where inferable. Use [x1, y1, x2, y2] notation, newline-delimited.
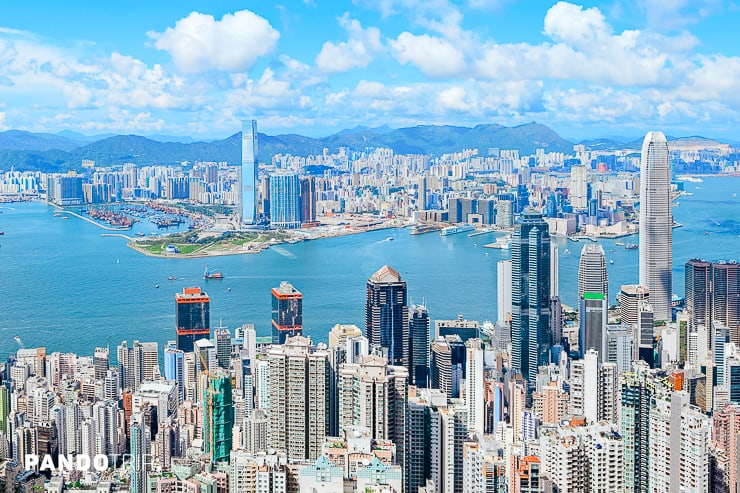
[2, 1, 740, 140]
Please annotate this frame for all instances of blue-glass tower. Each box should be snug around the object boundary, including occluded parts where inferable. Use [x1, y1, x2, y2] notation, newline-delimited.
[511, 209, 552, 396]
[269, 172, 302, 229]
[241, 119, 258, 225]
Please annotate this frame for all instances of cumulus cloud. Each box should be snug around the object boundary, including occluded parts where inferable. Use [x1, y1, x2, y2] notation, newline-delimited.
[149, 10, 280, 73]
[0, 111, 7, 129]
[390, 32, 466, 78]
[315, 15, 383, 73]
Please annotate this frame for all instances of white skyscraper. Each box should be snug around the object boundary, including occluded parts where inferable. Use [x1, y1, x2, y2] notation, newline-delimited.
[466, 339, 485, 437]
[639, 131, 672, 321]
[550, 242, 559, 297]
[241, 119, 258, 225]
[570, 164, 588, 210]
[497, 260, 512, 326]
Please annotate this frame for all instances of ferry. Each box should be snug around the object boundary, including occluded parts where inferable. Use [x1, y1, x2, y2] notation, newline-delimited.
[615, 241, 625, 246]
[441, 224, 476, 236]
[625, 242, 638, 250]
[204, 265, 224, 280]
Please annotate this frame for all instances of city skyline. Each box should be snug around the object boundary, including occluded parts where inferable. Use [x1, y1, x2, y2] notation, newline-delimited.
[2, 2, 740, 140]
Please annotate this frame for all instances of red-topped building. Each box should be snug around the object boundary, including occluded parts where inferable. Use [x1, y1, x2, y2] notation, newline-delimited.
[176, 287, 210, 352]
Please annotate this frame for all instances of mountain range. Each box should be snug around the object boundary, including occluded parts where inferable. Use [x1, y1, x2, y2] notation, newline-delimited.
[0, 123, 732, 172]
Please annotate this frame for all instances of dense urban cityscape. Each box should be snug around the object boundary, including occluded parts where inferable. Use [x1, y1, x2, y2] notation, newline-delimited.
[1, 118, 740, 493]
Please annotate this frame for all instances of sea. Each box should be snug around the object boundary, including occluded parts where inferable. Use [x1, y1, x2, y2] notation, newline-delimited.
[1, 176, 740, 359]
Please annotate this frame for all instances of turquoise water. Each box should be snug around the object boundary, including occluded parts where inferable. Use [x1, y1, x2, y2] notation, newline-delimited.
[1, 176, 740, 358]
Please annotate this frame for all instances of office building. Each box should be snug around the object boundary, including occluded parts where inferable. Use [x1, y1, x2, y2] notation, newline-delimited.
[175, 287, 210, 353]
[241, 119, 258, 225]
[620, 284, 650, 328]
[579, 292, 607, 360]
[266, 336, 329, 460]
[639, 131, 672, 322]
[203, 369, 234, 463]
[269, 172, 301, 229]
[577, 243, 608, 302]
[409, 304, 430, 387]
[365, 265, 409, 367]
[685, 258, 712, 329]
[214, 328, 231, 369]
[271, 281, 302, 345]
[511, 209, 552, 395]
[163, 344, 185, 402]
[300, 176, 317, 224]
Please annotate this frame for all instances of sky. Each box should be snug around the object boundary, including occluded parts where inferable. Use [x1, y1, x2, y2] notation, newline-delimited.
[2, 0, 740, 141]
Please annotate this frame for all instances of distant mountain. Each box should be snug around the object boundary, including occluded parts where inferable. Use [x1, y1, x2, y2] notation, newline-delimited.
[0, 130, 82, 152]
[1, 123, 734, 172]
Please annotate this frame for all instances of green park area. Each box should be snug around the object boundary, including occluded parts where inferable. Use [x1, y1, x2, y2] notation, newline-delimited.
[130, 229, 291, 257]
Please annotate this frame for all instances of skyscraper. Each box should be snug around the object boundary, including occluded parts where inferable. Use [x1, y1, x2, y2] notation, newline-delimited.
[300, 176, 317, 225]
[365, 265, 409, 367]
[175, 287, 210, 353]
[579, 293, 607, 361]
[685, 258, 740, 344]
[511, 209, 552, 394]
[241, 120, 258, 225]
[639, 131, 672, 322]
[570, 164, 588, 210]
[497, 259, 512, 326]
[271, 281, 303, 345]
[409, 304, 430, 387]
[685, 258, 711, 329]
[269, 172, 301, 229]
[578, 243, 608, 302]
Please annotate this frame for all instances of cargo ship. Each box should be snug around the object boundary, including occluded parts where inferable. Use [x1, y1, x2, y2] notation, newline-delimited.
[440, 224, 476, 236]
[204, 265, 224, 280]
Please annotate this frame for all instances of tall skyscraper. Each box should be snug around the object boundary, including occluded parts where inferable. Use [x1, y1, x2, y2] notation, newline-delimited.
[570, 164, 588, 210]
[497, 260, 512, 326]
[365, 265, 409, 367]
[511, 209, 552, 394]
[712, 261, 740, 344]
[578, 243, 608, 302]
[409, 304, 430, 387]
[466, 338, 485, 437]
[175, 287, 210, 353]
[269, 172, 302, 229]
[271, 281, 303, 344]
[241, 120, 258, 225]
[639, 131, 672, 322]
[579, 293, 607, 360]
[300, 176, 317, 225]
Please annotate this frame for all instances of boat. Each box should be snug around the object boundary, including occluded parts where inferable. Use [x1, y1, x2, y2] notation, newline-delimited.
[155, 284, 159, 289]
[609, 260, 614, 264]
[441, 224, 476, 236]
[204, 265, 224, 280]
[0, 230, 4, 236]
[385, 236, 394, 241]
[625, 242, 638, 250]
[704, 231, 711, 235]
[563, 249, 570, 254]
[168, 276, 177, 281]
[135, 232, 146, 237]
[53, 213, 62, 217]
[615, 241, 625, 246]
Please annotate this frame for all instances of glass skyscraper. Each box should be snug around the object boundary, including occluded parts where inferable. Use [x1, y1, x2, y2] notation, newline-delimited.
[366, 265, 409, 367]
[511, 209, 551, 395]
[241, 119, 258, 225]
[269, 172, 302, 229]
[639, 131, 672, 322]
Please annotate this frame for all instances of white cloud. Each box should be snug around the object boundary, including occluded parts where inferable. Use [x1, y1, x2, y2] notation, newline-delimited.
[315, 15, 383, 73]
[0, 111, 7, 130]
[149, 10, 280, 73]
[436, 86, 471, 112]
[390, 32, 466, 78]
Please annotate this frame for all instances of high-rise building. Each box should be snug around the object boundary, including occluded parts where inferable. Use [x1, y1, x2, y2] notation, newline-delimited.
[579, 292, 607, 360]
[202, 369, 234, 463]
[164, 343, 185, 402]
[577, 243, 608, 302]
[685, 258, 712, 329]
[93, 347, 109, 381]
[269, 172, 301, 229]
[175, 287, 210, 353]
[266, 336, 329, 460]
[300, 176, 317, 225]
[570, 164, 588, 210]
[409, 304, 430, 387]
[365, 265, 409, 367]
[214, 327, 231, 369]
[712, 261, 740, 343]
[620, 284, 650, 328]
[511, 209, 552, 395]
[466, 338, 485, 437]
[621, 368, 654, 492]
[639, 131, 672, 322]
[241, 119, 258, 225]
[497, 260, 512, 326]
[271, 281, 303, 345]
[129, 414, 148, 493]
